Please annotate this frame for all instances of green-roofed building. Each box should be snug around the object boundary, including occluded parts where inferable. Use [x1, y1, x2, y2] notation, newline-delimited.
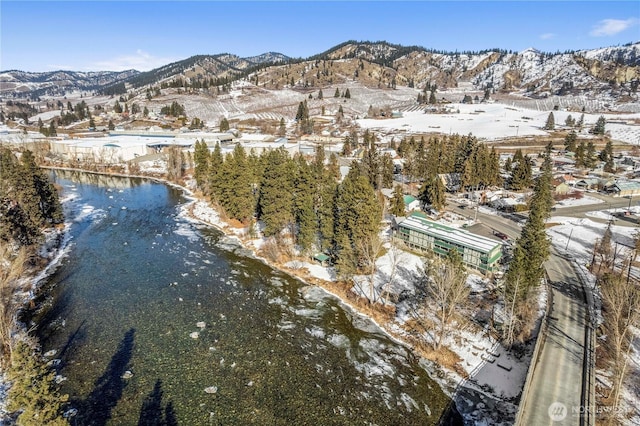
[403, 195, 420, 211]
[313, 253, 330, 266]
[395, 213, 503, 274]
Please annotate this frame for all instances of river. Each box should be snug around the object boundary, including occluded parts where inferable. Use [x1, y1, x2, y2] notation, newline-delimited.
[32, 170, 454, 425]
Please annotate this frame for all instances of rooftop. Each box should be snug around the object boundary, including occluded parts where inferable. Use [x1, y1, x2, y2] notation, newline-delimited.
[614, 181, 640, 191]
[399, 213, 502, 254]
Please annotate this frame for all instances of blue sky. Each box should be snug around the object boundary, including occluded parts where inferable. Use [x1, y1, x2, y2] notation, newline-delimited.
[1, 1, 638, 72]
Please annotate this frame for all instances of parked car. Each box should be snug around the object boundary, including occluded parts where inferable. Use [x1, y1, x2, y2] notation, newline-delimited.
[493, 230, 509, 240]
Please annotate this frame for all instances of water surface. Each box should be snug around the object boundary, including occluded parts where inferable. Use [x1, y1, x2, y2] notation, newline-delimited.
[35, 170, 452, 425]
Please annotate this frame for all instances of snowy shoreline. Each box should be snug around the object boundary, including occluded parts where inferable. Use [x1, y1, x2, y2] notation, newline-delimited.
[14, 166, 523, 423]
[173, 182, 527, 424]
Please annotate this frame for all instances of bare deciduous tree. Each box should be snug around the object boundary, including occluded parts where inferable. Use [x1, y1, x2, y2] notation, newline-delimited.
[357, 234, 385, 304]
[380, 242, 404, 304]
[422, 255, 469, 350]
[600, 268, 640, 417]
[0, 244, 29, 366]
[166, 145, 185, 182]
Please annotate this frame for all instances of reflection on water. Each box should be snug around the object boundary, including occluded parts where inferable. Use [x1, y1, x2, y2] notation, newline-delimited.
[35, 170, 452, 425]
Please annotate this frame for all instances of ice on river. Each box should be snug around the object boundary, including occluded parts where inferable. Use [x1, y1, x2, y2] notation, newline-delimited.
[74, 204, 105, 224]
[173, 222, 200, 242]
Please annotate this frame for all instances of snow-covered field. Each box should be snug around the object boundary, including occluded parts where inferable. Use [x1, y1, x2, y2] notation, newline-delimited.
[554, 195, 604, 208]
[356, 103, 640, 144]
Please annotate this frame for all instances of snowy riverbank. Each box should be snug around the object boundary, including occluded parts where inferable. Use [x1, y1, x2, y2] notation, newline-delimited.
[179, 189, 533, 425]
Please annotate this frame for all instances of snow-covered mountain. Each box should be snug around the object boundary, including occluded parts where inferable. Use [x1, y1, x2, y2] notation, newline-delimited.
[313, 41, 639, 99]
[0, 52, 289, 99]
[0, 69, 139, 99]
[1, 41, 638, 103]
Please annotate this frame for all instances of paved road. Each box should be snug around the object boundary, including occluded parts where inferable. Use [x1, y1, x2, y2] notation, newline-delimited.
[554, 193, 637, 219]
[448, 200, 594, 425]
[518, 250, 589, 425]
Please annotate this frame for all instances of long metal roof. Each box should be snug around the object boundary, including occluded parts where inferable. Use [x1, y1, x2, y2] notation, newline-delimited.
[614, 181, 640, 191]
[398, 214, 502, 254]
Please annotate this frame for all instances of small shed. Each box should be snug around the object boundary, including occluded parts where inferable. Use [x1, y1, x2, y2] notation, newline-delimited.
[403, 195, 421, 212]
[313, 253, 330, 266]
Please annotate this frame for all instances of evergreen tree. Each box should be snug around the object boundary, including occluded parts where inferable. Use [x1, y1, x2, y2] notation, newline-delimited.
[361, 139, 381, 189]
[334, 88, 340, 98]
[7, 342, 69, 426]
[143, 106, 149, 117]
[214, 144, 255, 223]
[584, 141, 597, 169]
[510, 154, 532, 190]
[193, 140, 210, 192]
[302, 101, 310, 121]
[564, 130, 577, 152]
[278, 118, 286, 136]
[344, 88, 351, 99]
[292, 155, 315, 251]
[207, 143, 224, 196]
[565, 114, 575, 127]
[311, 147, 337, 251]
[461, 157, 478, 190]
[503, 147, 552, 344]
[327, 152, 340, 180]
[334, 234, 357, 280]
[108, 120, 115, 131]
[341, 135, 352, 156]
[390, 185, 406, 217]
[419, 175, 446, 211]
[334, 165, 381, 261]
[48, 121, 57, 137]
[380, 154, 394, 188]
[258, 148, 295, 236]
[591, 115, 606, 135]
[219, 118, 230, 132]
[577, 113, 585, 130]
[575, 141, 586, 168]
[113, 100, 122, 113]
[544, 112, 555, 130]
[429, 90, 437, 104]
[504, 157, 513, 172]
[602, 140, 615, 173]
[488, 147, 502, 186]
[318, 89, 323, 100]
[0, 149, 62, 245]
[20, 150, 63, 225]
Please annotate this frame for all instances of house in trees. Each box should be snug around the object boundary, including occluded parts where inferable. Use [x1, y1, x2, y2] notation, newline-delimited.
[403, 195, 421, 212]
[606, 180, 640, 197]
[437, 173, 462, 192]
[552, 179, 571, 195]
[395, 212, 503, 274]
[575, 178, 600, 190]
